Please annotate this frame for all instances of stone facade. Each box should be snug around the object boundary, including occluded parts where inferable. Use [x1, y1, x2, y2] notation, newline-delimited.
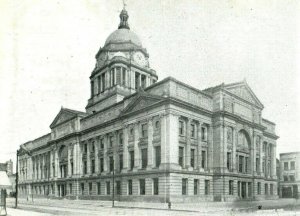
[279, 152, 300, 198]
[17, 8, 279, 202]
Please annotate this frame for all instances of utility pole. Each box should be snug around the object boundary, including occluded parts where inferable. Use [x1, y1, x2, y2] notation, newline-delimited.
[15, 150, 19, 208]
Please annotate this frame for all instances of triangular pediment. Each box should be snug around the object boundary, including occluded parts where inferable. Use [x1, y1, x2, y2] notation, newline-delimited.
[224, 81, 264, 109]
[121, 90, 165, 116]
[50, 108, 85, 129]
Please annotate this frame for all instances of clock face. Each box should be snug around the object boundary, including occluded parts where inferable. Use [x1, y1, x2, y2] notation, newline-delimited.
[133, 52, 147, 67]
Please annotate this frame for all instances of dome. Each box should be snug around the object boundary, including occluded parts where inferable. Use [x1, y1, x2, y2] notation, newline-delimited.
[104, 29, 142, 47]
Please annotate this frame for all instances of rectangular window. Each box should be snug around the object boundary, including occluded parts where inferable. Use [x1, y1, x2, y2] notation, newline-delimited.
[101, 73, 105, 92]
[191, 149, 195, 168]
[81, 183, 84, 195]
[100, 158, 104, 172]
[97, 76, 101, 94]
[191, 124, 196, 138]
[262, 160, 265, 174]
[119, 154, 123, 171]
[97, 182, 101, 195]
[227, 152, 232, 170]
[116, 67, 121, 85]
[89, 182, 92, 195]
[239, 156, 243, 173]
[141, 148, 148, 169]
[83, 161, 87, 174]
[257, 182, 261, 195]
[91, 80, 94, 97]
[91, 159, 95, 173]
[256, 158, 260, 173]
[135, 72, 140, 89]
[122, 68, 126, 86]
[84, 144, 87, 154]
[283, 175, 288, 181]
[205, 180, 210, 195]
[69, 184, 72, 195]
[179, 121, 184, 135]
[109, 136, 113, 147]
[116, 181, 121, 195]
[194, 179, 198, 195]
[141, 123, 148, 138]
[139, 179, 145, 195]
[265, 184, 268, 195]
[289, 175, 295, 182]
[291, 161, 295, 170]
[106, 181, 110, 195]
[155, 146, 161, 167]
[153, 178, 159, 195]
[245, 157, 249, 173]
[284, 162, 289, 171]
[179, 147, 184, 167]
[201, 150, 206, 169]
[128, 180, 133, 195]
[229, 180, 233, 195]
[182, 178, 188, 195]
[100, 138, 104, 149]
[270, 184, 273, 195]
[130, 151, 134, 170]
[201, 126, 207, 141]
[109, 156, 114, 172]
[71, 162, 74, 175]
[119, 133, 123, 145]
[141, 74, 146, 89]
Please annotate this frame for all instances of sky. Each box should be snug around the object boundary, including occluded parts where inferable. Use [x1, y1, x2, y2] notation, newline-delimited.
[0, 0, 299, 170]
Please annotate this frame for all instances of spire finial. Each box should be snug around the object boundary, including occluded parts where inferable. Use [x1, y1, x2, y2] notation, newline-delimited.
[118, 1, 130, 29]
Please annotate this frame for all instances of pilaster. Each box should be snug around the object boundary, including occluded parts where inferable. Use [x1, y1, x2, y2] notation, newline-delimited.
[134, 122, 140, 170]
[147, 117, 154, 169]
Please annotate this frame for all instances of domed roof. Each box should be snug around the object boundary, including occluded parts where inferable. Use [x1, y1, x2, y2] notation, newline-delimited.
[104, 28, 142, 47]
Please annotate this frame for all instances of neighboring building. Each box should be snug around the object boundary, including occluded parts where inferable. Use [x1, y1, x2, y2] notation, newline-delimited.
[0, 160, 15, 196]
[17, 8, 279, 202]
[279, 152, 300, 198]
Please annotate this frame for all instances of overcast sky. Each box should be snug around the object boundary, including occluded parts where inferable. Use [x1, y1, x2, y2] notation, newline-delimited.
[0, 0, 299, 169]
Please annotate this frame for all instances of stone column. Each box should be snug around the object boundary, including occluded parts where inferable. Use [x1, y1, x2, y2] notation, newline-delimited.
[67, 146, 71, 176]
[207, 124, 213, 170]
[232, 128, 237, 173]
[186, 118, 191, 169]
[95, 138, 99, 173]
[73, 141, 80, 176]
[49, 151, 53, 178]
[272, 144, 277, 179]
[134, 122, 140, 170]
[123, 125, 129, 171]
[55, 149, 59, 178]
[197, 120, 202, 170]
[103, 135, 108, 172]
[160, 114, 167, 165]
[253, 135, 257, 175]
[260, 139, 263, 177]
[147, 118, 153, 169]
[87, 141, 91, 174]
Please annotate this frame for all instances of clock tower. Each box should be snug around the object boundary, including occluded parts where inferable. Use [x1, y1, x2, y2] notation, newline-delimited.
[86, 8, 158, 114]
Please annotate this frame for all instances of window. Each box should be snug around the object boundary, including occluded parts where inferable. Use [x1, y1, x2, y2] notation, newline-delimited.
[257, 182, 261, 195]
[284, 162, 289, 171]
[111, 69, 116, 86]
[141, 148, 148, 169]
[81, 183, 84, 195]
[116, 181, 121, 195]
[89, 183, 92, 195]
[91, 80, 94, 96]
[109, 156, 114, 172]
[283, 176, 288, 181]
[84, 144, 87, 154]
[201, 126, 207, 141]
[69, 184, 72, 195]
[155, 121, 160, 129]
[194, 179, 199, 195]
[122, 68, 126, 86]
[91, 159, 95, 173]
[262, 160, 265, 174]
[205, 180, 210, 195]
[191, 124, 196, 138]
[116, 67, 121, 85]
[270, 184, 273, 195]
[129, 151, 134, 170]
[119, 154, 123, 170]
[100, 158, 104, 172]
[182, 178, 188, 195]
[135, 72, 140, 89]
[227, 152, 232, 170]
[83, 161, 87, 174]
[101, 73, 105, 92]
[239, 156, 243, 173]
[256, 158, 260, 173]
[119, 133, 123, 145]
[191, 149, 195, 168]
[91, 143, 95, 153]
[100, 138, 104, 149]
[265, 184, 268, 195]
[154, 146, 161, 167]
[128, 180, 133, 195]
[106, 181, 110, 195]
[71, 161, 74, 175]
[141, 74, 146, 89]
[97, 182, 101, 195]
[141, 124, 148, 138]
[153, 178, 159, 195]
[289, 175, 295, 182]
[245, 157, 249, 173]
[201, 150, 206, 169]
[109, 136, 113, 147]
[130, 128, 134, 136]
[179, 121, 184, 135]
[229, 180, 234, 195]
[291, 161, 295, 170]
[140, 179, 145, 195]
[179, 147, 184, 167]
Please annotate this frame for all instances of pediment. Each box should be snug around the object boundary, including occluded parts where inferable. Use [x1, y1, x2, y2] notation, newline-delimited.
[50, 108, 85, 129]
[225, 82, 264, 109]
[121, 91, 165, 116]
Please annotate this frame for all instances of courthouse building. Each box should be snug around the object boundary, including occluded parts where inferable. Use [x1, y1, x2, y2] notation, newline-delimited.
[18, 8, 279, 202]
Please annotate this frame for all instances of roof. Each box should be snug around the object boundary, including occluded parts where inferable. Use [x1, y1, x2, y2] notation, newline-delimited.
[105, 29, 142, 47]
